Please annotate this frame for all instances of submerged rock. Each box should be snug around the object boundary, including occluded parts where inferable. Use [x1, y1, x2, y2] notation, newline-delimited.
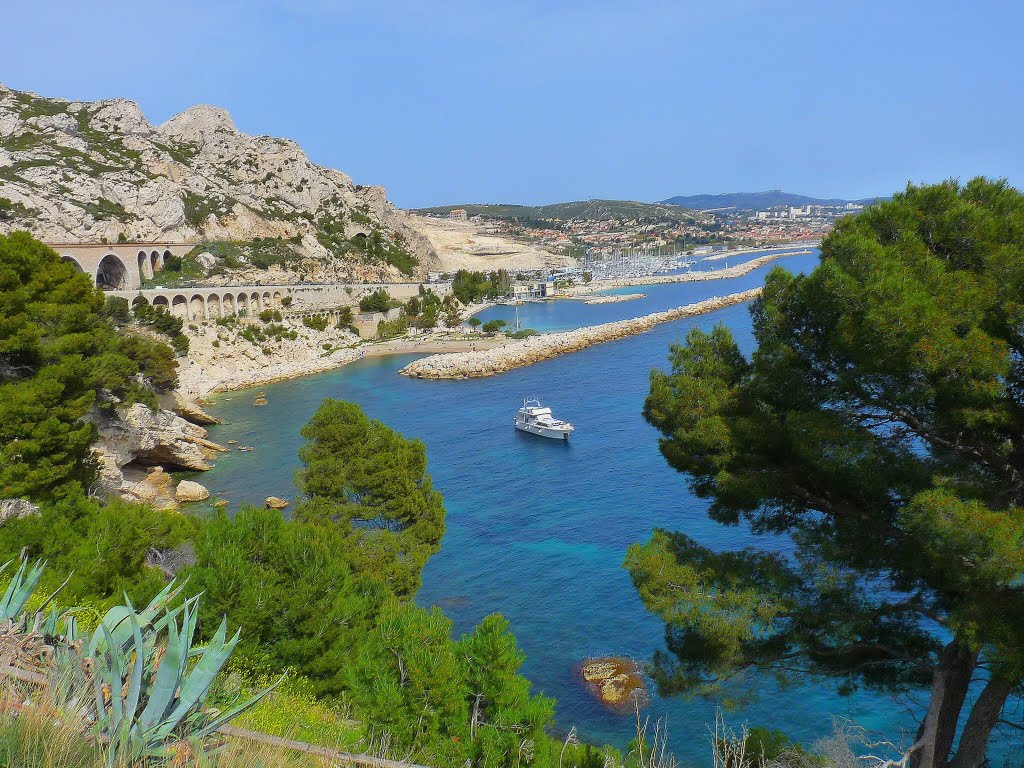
[580, 657, 648, 709]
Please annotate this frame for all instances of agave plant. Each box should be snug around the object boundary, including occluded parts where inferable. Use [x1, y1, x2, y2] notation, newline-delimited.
[0, 562, 280, 765]
[82, 588, 281, 765]
[0, 557, 68, 625]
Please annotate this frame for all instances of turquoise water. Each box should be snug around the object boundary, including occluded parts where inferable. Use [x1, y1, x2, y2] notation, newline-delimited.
[195, 250, 919, 763]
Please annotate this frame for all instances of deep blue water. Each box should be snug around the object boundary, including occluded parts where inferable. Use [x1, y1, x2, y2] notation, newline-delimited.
[195, 250, 922, 764]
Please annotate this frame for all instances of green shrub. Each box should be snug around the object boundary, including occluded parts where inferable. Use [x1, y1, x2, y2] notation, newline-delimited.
[0, 232, 177, 501]
[507, 328, 539, 339]
[359, 288, 395, 313]
[303, 314, 329, 331]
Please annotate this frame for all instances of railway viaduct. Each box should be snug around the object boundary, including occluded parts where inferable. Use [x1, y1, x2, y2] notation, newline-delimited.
[106, 282, 445, 322]
[50, 242, 195, 290]
[51, 241, 450, 322]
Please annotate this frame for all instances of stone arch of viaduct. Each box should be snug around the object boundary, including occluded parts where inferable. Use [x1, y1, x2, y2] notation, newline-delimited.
[51, 243, 193, 290]
[107, 286, 289, 321]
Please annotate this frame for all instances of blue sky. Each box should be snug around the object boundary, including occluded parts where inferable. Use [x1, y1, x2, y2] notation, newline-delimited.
[2, 1, 1021, 207]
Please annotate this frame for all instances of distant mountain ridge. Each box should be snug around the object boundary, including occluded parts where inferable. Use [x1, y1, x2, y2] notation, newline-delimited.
[416, 199, 703, 223]
[660, 190, 882, 211]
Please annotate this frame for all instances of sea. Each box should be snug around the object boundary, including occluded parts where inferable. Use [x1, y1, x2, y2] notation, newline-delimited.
[189, 249, 973, 765]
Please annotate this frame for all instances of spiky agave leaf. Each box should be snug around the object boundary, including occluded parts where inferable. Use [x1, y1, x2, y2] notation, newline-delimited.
[153, 618, 240, 741]
[137, 600, 184, 732]
[0, 557, 46, 620]
[196, 672, 286, 740]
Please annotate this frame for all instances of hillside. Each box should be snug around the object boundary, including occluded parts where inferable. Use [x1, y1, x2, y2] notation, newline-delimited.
[416, 198, 702, 223]
[0, 84, 437, 280]
[660, 189, 881, 210]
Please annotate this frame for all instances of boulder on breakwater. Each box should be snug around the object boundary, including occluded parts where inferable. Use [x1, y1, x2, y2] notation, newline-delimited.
[400, 288, 761, 380]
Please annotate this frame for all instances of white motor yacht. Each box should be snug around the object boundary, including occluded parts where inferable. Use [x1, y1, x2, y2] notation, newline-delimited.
[514, 399, 574, 440]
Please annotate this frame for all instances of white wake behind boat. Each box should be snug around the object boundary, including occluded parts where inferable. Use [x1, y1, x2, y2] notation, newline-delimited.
[514, 399, 574, 440]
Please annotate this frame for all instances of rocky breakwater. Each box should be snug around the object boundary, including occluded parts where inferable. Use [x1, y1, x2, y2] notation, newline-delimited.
[583, 293, 645, 304]
[400, 288, 762, 379]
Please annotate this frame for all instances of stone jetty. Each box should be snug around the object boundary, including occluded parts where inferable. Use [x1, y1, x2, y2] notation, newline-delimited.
[399, 288, 762, 379]
[583, 293, 645, 304]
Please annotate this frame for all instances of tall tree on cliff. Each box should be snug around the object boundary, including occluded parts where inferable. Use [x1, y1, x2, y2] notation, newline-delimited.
[628, 178, 1024, 767]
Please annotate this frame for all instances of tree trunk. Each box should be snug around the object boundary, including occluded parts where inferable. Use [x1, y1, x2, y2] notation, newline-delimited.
[910, 641, 977, 768]
[948, 676, 1013, 768]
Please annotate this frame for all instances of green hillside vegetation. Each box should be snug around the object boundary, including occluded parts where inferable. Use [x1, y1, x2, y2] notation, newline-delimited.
[634, 178, 1024, 763]
[417, 198, 699, 223]
[0, 232, 179, 501]
[0, 233, 616, 767]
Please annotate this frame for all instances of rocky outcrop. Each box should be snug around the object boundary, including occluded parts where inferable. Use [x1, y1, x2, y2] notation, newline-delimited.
[0, 499, 40, 525]
[93, 403, 226, 472]
[175, 320, 363, 398]
[170, 393, 220, 425]
[265, 496, 289, 509]
[400, 289, 762, 379]
[175, 480, 210, 503]
[119, 466, 177, 510]
[91, 403, 227, 504]
[580, 658, 648, 709]
[0, 84, 438, 280]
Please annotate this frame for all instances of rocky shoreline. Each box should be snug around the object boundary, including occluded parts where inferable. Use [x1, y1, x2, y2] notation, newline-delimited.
[399, 288, 762, 379]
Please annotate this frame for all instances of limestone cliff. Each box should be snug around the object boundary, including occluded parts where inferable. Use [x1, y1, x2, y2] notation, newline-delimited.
[0, 84, 437, 280]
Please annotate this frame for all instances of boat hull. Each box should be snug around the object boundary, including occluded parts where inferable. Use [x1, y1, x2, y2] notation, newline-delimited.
[515, 421, 571, 440]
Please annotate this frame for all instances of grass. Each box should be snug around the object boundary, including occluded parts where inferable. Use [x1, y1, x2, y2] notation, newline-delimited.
[0, 681, 328, 767]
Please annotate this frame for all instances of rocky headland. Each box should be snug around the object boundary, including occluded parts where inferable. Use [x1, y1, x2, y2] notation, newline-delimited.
[174, 317, 364, 399]
[0, 84, 436, 280]
[399, 288, 762, 379]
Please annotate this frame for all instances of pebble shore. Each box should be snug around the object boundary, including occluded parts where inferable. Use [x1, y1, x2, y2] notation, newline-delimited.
[399, 288, 762, 379]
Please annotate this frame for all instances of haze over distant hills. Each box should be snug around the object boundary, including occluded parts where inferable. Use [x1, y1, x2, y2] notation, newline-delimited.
[660, 189, 884, 211]
[419, 192, 886, 221]
[415, 199, 704, 223]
